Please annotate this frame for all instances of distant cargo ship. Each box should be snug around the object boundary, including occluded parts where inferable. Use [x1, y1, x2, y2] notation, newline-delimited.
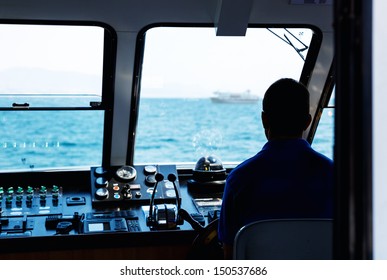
[210, 90, 260, 104]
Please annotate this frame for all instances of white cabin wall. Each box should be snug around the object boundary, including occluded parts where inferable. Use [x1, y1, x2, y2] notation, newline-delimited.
[0, 1, 332, 33]
[373, 0, 387, 260]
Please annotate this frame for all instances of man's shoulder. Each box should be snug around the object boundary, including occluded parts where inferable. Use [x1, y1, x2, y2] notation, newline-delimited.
[229, 152, 265, 178]
[307, 146, 334, 167]
[288, 138, 333, 166]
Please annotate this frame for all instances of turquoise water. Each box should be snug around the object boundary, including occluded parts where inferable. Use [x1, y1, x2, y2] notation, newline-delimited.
[0, 97, 334, 170]
[0, 96, 104, 170]
[134, 98, 334, 164]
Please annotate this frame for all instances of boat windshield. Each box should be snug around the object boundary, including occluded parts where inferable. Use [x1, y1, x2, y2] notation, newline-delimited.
[0, 24, 107, 171]
[134, 26, 331, 166]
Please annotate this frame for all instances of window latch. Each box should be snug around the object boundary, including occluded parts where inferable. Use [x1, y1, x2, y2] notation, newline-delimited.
[90, 101, 102, 108]
[12, 102, 30, 109]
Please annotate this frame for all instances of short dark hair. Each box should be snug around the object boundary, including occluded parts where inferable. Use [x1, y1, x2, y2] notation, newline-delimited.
[262, 78, 310, 135]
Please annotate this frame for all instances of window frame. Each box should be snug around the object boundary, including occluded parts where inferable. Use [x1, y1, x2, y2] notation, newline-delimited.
[0, 20, 117, 168]
[307, 63, 335, 144]
[128, 23, 323, 166]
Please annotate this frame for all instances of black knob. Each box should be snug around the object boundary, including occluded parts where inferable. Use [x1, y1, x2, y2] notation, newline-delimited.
[168, 173, 177, 182]
[155, 173, 164, 182]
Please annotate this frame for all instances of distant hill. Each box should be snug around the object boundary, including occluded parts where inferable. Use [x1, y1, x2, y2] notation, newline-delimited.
[0, 68, 101, 94]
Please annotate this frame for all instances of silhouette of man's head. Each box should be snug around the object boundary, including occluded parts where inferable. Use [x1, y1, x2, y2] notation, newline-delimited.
[262, 78, 311, 139]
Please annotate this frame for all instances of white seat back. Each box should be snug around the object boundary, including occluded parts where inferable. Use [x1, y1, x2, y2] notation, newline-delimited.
[233, 219, 333, 259]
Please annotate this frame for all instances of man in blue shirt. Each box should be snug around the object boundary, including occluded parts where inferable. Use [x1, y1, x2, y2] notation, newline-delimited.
[218, 78, 333, 259]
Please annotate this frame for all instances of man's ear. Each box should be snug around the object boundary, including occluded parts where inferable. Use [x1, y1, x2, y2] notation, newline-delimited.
[304, 114, 312, 130]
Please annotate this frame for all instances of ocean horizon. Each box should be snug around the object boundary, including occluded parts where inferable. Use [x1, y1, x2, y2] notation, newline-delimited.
[0, 97, 334, 170]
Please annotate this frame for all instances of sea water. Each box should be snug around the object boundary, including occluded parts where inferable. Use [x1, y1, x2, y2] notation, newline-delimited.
[135, 98, 334, 164]
[0, 97, 334, 170]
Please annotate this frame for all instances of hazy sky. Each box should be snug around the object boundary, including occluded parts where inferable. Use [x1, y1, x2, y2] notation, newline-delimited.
[0, 24, 103, 74]
[0, 24, 104, 94]
[0, 24, 310, 97]
[141, 27, 311, 98]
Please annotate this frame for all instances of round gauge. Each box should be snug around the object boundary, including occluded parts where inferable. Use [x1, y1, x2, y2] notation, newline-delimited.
[144, 165, 157, 175]
[95, 177, 108, 188]
[116, 165, 137, 181]
[95, 188, 109, 200]
[145, 174, 157, 186]
[94, 167, 107, 177]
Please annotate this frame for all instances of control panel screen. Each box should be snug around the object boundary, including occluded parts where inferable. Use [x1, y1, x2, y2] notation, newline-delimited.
[88, 223, 109, 232]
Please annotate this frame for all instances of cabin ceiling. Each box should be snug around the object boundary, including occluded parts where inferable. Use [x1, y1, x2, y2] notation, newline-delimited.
[0, 0, 333, 33]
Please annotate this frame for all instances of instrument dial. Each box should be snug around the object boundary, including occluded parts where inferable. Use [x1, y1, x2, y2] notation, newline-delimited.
[145, 174, 157, 186]
[95, 177, 108, 188]
[144, 165, 157, 175]
[116, 165, 137, 181]
[94, 167, 107, 176]
[95, 188, 109, 200]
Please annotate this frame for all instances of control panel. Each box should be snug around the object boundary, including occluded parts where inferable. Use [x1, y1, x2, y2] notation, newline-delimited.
[0, 185, 63, 237]
[0, 185, 63, 216]
[0, 164, 205, 245]
[83, 210, 141, 233]
[90, 164, 181, 206]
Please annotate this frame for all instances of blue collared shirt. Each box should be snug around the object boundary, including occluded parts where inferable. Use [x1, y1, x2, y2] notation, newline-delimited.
[218, 139, 334, 245]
